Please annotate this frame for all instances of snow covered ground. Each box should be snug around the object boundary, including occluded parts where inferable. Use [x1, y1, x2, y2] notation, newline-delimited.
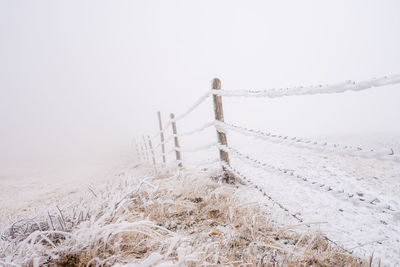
[0, 154, 130, 228]
[0, 161, 365, 266]
[175, 132, 400, 265]
[1, 133, 399, 265]
[224, 132, 400, 266]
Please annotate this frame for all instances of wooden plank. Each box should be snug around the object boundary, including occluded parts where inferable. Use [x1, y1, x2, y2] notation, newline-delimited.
[157, 111, 166, 164]
[134, 137, 141, 162]
[212, 78, 233, 183]
[170, 113, 183, 167]
[142, 135, 150, 163]
[147, 135, 157, 168]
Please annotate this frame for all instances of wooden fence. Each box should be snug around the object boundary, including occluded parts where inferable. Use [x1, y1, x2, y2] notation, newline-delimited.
[136, 74, 400, 176]
[133, 73, 400, 216]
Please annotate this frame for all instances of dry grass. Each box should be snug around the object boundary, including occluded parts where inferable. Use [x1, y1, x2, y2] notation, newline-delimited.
[0, 165, 368, 266]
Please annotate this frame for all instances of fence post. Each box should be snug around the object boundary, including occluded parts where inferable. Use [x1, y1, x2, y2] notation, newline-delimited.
[139, 139, 146, 163]
[212, 78, 233, 183]
[157, 111, 166, 164]
[147, 135, 157, 169]
[170, 113, 183, 168]
[142, 135, 150, 163]
[134, 137, 141, 162]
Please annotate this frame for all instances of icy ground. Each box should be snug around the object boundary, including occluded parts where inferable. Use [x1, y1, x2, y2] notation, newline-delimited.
[0, 162, 364, 266]
[223, 133, 400, 266]
[0, 155, 128, 228]
[1, 134, 399, 265]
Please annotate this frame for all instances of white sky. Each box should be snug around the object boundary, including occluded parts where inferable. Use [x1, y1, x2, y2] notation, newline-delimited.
[1, 0, 399, 169]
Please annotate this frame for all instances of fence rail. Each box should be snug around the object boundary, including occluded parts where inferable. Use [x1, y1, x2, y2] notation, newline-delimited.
[134, 73, 400, 217]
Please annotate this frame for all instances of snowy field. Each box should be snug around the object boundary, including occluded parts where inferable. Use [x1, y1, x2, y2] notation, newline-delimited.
[0, 134, 399, 266]
[237, 133, 400, 265]
[0, 154, 130, 228]
[0, 160, 365, 266]
[181, 132, 400, 266]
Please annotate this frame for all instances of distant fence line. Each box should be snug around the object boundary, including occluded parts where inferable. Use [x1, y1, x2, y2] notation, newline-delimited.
[134, 73, 400, 215]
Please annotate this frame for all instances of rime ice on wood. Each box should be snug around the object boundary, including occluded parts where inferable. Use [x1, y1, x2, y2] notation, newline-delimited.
[142, 135, 150, 163]
[170, 113, 182, 168]
[147, 135, 156, 168]
[157, 111, 166, 164]
[212, 78, 233, 183]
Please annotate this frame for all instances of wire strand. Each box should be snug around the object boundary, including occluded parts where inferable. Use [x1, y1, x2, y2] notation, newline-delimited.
[218, 144, 396, 213]
[212, 73, 400, 98]
[215, 121, 400, 162]
[177, 120, 215, 137]
[174, 142, 217, 153]
[174, 91, 212, 121]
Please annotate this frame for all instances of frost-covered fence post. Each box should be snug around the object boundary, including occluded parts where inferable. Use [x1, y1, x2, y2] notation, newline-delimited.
[134, 137, 141, 162]
[142, 135, 150, 163]
[139, 139, 146, 163]
[170, 113, 183, 168]
[212, 78, 233, 183]
[147, 135, 157, 169]
[157, 111, 166, 164]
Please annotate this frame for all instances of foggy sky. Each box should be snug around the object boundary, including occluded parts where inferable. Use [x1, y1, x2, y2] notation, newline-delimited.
[1, 0, 400, 170]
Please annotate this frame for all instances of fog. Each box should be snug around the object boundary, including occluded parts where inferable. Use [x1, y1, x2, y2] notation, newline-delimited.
[1, 0, 400, 173]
